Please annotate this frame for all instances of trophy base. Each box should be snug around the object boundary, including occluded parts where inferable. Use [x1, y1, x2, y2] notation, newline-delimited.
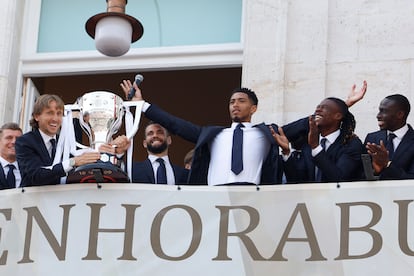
[66, 162, 130, 184]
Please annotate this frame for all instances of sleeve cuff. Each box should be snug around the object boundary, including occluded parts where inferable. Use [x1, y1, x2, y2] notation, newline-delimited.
[311, 145, 323, 157]
[142, 102, 151, 112]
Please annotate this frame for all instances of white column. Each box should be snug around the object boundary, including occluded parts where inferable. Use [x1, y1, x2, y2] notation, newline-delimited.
[241, 0, 288, 124]
[0, 0, 25, 124]
[242, 0, 330, 125]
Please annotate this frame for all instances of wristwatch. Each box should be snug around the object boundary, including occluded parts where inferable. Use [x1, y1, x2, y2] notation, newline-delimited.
[69, 157, 76, 167]
[386, 161, 392, 168]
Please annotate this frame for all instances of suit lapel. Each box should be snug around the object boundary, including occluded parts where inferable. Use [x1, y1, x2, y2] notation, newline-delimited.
[379, 130, 388, 144]
[393, 126, 414, 160]
[171, 165, 178, 182]
[326, 135, 342, 153]
[196, 126, 224, 147]
[311, 135, 341, 181]
[375, 130, 388, 144]
[33, 129, 53, 162]
[0, 165, 7, 188]
[144, 159, 156, 183]
[254, 123, 275, 143]
[303, 145, 316, 180]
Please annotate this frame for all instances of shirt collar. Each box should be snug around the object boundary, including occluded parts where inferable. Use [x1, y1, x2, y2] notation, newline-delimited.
[0, 156, 18, 169]
[231, 122, 252, 129]
[389, 124, 408, 140]
[148, 154, 170, 164]
[321, 129, 341, 145]
[38, 129, 57, 145]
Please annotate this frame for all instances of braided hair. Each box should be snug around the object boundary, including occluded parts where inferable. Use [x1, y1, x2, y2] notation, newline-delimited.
[326, 97, 357, 144]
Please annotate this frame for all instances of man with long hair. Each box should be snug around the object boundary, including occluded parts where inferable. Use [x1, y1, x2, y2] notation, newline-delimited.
[278, 97, 365, 183]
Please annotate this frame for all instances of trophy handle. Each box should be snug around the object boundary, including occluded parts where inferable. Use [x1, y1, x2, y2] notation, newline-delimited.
[65, 104, 92, 149]
[123, 100, 145, 139]
[65, 101, 144, 149]
[76, 142, 90, 149]
[123, 100, 144, 181]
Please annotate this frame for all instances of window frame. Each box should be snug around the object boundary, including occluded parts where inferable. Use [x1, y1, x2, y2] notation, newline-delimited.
[21, 0, 244, 77]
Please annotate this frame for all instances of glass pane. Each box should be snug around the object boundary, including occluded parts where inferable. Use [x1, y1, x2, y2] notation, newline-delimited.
[37, 0, 242, 52]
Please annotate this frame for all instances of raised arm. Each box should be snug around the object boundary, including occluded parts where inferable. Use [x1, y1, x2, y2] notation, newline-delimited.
[345, 80, 367, 107]
[120, 79, 143, 101]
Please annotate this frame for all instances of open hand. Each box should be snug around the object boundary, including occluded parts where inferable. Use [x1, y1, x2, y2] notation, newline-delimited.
[269, 126, 290, 155]
[366, 140, 389, 173]
[120, 79, 143, 101]
[346, 80, 367, 107]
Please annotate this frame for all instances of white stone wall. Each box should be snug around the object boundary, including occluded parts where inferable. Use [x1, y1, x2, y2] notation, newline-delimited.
[244, 0, 414, 140]
[0, 0, 25, 124]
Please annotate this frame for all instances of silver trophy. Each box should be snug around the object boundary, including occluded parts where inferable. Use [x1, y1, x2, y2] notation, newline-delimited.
[66, 91, 144, 183]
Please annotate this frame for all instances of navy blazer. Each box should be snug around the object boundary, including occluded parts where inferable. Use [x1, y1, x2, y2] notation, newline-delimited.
[283, 117, 365, 183]
[0, 165, 9, 190]
[364, 125, 414, 180]
[144, 104, 283, 185]
[15, 129, 66, 187]
[132, 159, 189, 184]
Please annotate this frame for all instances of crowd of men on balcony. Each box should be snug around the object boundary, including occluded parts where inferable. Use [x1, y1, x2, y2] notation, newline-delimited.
[1, 79, 413, 190]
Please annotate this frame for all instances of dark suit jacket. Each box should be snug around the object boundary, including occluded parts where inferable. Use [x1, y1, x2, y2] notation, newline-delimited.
[283, 117, 365, 183]
[0, 165, 9, 190]
[132, 159, 189, 184]
[364, 125, 414, 180]
[15, 129, 66, 187]
[144, 104, 283, 184]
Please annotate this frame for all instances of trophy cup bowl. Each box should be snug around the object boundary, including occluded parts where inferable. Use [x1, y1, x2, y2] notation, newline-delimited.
[66, 91, 130, 183]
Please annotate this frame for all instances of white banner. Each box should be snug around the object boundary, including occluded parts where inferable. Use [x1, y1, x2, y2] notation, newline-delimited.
[0, 181, 413, 275]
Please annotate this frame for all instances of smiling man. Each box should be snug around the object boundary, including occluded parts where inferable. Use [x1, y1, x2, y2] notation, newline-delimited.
[131, 121, 188, 184]
[280, 97, 365, 183]
[15, 94, 102, 187]
[364, 94, 414, 179]
[120, 81, 283, 185]
[0, 123, 22, 189]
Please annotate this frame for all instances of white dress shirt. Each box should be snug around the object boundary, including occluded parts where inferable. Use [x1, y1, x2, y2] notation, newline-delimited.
[38, 130, 72, 172]
[148, 155, 175, 185]
[311, 129, 340, 156]
[388, 124, 408, 151]
[208, 122, 270, 185]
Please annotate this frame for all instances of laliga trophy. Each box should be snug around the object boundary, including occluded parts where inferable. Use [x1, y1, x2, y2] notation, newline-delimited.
[65, 90, 144, 183]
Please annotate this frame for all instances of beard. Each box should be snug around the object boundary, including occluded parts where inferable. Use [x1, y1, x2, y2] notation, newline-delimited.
[147, 141, 168, 154]
[232, 116, 241, 122]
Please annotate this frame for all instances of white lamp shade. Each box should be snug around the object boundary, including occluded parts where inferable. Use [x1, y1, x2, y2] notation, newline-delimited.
[94, 16, 133, 57]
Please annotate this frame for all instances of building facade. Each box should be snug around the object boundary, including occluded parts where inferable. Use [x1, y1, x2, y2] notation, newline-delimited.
[1, 0, 414, 147]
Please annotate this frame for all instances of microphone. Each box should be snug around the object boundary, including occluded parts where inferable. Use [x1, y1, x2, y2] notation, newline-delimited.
[127, 74, 144, 100]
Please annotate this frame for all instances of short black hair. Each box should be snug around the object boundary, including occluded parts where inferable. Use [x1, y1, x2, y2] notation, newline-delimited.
[231, 87, 258, 106]
[385, 94, 411, 120]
